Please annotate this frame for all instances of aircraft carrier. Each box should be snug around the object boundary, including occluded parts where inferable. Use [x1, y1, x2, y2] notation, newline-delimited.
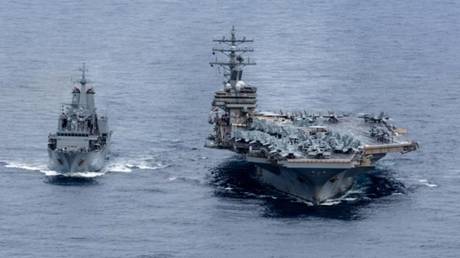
[206, 27, 418, 205]
[47, 64, 112, 173]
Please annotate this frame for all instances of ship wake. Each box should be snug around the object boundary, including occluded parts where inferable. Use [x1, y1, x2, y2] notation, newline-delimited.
[2, 156, 169, 178]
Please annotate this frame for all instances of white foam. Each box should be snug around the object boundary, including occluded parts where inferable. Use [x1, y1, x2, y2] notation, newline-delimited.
[418, 179, 438, 188]
[320, 199, 342, 206]
[2, 161, 105, 178]
[318, 187, 364, 206]
[4, 161, 48, 172]
[2, 156, 169, 177]
[46, 171, 105, 178]
[43, 170, 61, 176]
[64, 172, 105, 178]
[291, 197, 314, 206]
[106, 162, 132, 173]
[107, 159, 169, 173]
[134, 161, 169, 170]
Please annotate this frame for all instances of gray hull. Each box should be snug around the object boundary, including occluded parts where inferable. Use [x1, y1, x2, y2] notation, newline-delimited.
[254, 163, 371, 204]
[48, 147, 108, 173]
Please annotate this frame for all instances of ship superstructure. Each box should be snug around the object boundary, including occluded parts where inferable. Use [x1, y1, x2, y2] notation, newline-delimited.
[47, 64, 111, 173]
[206, 28, 418, 204]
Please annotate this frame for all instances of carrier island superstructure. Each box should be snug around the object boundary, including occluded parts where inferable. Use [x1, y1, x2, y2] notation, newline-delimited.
[206, 27, 418, 204]
[48, 64, 111, 173]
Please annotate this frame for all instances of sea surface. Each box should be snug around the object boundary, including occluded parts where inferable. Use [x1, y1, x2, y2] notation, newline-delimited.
[1, 0, 459, 257]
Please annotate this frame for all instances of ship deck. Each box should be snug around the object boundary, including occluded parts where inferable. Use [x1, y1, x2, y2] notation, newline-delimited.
[254, 112, 411, 145]
[227, 112, 418, 166]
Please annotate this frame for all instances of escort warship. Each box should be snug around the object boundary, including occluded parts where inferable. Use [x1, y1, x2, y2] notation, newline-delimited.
[47, 65, 111, 173]
[206, 28, 418, 205]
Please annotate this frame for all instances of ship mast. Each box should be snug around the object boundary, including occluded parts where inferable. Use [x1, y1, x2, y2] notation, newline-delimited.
[210, 26, 256, 89]
[79, 63, 88, 86]
[75, 63, 90, 109]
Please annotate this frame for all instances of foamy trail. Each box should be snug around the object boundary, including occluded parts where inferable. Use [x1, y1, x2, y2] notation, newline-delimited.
[418, 179, 438, 188]
[4, 161, 48, 172]
[3, 161, 106, 178]
[106, 158, 169, 173]
[2, 155, 169, 178]
[105, 162, 133, 173]
[318, 187, 365, 206]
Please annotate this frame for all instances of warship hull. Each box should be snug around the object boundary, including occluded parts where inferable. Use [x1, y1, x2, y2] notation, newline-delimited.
[248, 157, 377, 204]
[48, 147, 109, 173]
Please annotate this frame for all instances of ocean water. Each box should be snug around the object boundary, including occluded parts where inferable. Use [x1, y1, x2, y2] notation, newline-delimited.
[1, 0, 459, 257]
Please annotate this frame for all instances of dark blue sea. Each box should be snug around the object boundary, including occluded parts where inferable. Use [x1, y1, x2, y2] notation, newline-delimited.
[1, 0, 459, 257]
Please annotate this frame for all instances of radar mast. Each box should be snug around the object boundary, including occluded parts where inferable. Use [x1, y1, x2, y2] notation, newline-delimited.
[210, 26, 256, 89]
[79, 63, 88, 86]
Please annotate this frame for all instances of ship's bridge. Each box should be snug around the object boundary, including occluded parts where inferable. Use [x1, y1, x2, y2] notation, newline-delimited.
[57, 103, 98, 135]
[213, 82, 257, 110]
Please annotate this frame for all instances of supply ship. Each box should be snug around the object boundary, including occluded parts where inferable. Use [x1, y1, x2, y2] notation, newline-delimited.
[206, 27, 418, 204]
[47, 64, 111, 173]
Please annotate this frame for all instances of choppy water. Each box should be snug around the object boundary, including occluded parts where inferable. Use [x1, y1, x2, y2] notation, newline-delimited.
[1, 0, 459, 257]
